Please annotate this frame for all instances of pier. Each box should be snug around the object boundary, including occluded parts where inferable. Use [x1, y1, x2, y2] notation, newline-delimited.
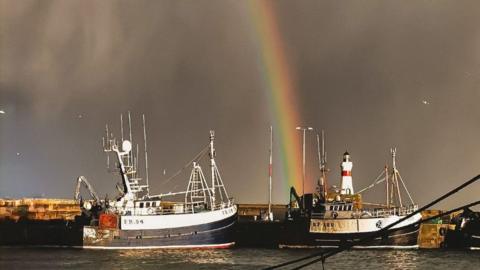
[0, 198, 466, 249]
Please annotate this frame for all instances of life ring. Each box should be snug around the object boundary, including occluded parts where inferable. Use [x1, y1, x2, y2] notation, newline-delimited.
[147, 208, 155, 215]
[439, 227, 447, 236]
[332, 212, 338, 219]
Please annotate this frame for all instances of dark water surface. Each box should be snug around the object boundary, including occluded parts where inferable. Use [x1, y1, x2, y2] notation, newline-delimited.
[0, 247, 479, 269]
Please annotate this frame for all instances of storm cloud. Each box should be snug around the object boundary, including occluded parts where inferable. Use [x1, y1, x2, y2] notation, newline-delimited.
[1, 0, 480, 209]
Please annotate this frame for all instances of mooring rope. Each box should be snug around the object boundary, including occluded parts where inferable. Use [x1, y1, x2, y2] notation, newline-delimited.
[294, 199, 480, 270]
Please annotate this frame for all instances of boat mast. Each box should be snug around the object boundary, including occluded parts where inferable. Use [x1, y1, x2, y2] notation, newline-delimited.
[128, 111, 133, 168]
[110, 137, 134, 199]
[143, 114, 150, 196]
[320, 130, 328, 198]
[391, 148, 403, 207]
[103, 113, 150, 203]
[385, 164, 389, 208]
[268, 126, 273, 221]
[209, 130, 216, 207]
[390, 148, 415, 206]
[120, 114, 124, 142]
[316, 134, 321, 190]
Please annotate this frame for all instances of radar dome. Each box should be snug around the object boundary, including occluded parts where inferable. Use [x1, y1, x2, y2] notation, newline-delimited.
[122, 140, 132, 153]
[83, 201, 92, 210]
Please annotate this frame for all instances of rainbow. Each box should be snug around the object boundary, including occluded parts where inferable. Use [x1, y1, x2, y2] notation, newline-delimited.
[247, 0, 303, 196]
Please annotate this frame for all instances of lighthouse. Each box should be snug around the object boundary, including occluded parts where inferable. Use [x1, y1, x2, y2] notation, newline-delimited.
[340, 152, 354, 195]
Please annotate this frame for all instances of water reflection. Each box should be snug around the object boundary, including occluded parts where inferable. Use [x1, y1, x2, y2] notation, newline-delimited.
[116, 249, 235, 266]
[2, 248, 479, 270]
[377, 250, 419, 269]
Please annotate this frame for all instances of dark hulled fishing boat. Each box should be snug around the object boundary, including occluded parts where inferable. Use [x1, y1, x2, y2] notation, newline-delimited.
[78, 115, 237, 249]
[0, 120, 237, 249]
[280, 133, 422, 248]
[444, 208, 480, 250]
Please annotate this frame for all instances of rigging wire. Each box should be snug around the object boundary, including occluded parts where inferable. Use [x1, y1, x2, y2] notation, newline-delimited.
[397, 172, 415, 205]
[159, 144, 210, 187]
[262, 174, 480, 270]
[356, 168, 386, 194]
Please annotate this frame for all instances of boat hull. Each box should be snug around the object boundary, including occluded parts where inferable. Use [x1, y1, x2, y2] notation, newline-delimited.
[280, 215, 421, 249]
[443, 209, 480, 250]
[82, 209, 237, 249]
[444, 230, 480, 250]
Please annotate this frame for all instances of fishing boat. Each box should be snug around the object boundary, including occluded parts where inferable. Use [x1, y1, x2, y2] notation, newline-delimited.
[77, 114, 237, 249]
[444, 208, 480, 250]
[280, 132, 422, 248]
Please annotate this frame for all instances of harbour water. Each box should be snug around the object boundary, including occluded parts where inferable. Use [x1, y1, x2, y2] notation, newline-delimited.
[1, 248, 479, 269]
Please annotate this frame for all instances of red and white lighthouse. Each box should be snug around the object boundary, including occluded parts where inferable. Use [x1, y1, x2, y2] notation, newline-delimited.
[340, 152, 354, 195]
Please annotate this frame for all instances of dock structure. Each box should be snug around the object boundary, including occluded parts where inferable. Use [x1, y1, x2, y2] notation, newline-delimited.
[0, 197, 468, 249]
[418, 209, 459, 248]
[0, 198, 81, 221]
[237, 203, 287, 221]
[236, 204, 287, 248]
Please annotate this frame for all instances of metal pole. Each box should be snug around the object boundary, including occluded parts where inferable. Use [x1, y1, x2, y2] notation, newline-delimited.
[209, 131, 216, 208]
[321, 130, 327, 199]
[268, 126, 273, 221]
[120, 114, 124, 142]
[385, 165, 389, 208]
[296, 126, 313, 210]
[143, 114, 150, 196]
[316, 134, 321, 172]
[302, 129, 306, 207]
[128, 111, 133, 167]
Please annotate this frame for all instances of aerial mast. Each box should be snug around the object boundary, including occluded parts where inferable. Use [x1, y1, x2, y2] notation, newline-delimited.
[120, 113, 124, 142]
[391, 148, 403, 207]
[316, 134, 321, 185]
[209, 130, 216, 207]
[128, 111, 133, 167]
[320, 130, 328, 199]
[143, 114, 150, 196]
[385, 164, 389, 208]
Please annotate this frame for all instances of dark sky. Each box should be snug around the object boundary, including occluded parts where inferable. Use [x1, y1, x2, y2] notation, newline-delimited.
[1, 0, 480, 209]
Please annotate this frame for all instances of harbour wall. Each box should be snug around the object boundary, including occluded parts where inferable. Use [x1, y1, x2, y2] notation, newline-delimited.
[0, 198, 461, 249]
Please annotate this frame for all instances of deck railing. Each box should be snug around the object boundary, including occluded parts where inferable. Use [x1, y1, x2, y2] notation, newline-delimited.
[310, 204, 418, 219]
[369, 204, 418, 218]
[112, 199, 235, 216]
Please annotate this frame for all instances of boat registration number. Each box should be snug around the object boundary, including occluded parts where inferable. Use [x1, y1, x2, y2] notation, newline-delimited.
[309, 219, 357, 233]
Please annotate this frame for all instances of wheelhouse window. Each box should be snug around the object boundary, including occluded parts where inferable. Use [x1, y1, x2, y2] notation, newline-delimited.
[146, 202, 151, 208]
[152, 202, 156, 207]
[139, 202, 144, 208]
